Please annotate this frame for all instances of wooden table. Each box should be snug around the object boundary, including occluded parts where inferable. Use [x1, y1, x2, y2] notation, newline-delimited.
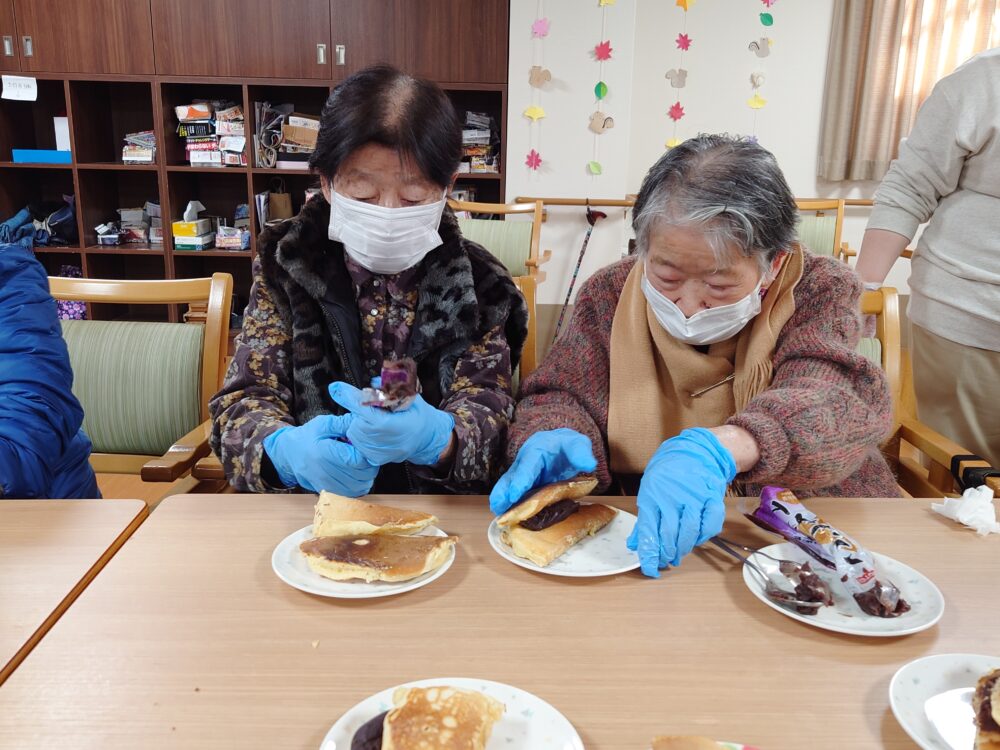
[0, 494, 995, 749]
[0, 499, 148, 685]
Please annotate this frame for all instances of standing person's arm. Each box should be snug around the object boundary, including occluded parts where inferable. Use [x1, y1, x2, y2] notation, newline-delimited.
[858, 72, 974, 284]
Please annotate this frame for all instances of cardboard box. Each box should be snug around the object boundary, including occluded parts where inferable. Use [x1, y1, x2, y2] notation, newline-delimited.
[172, 218, 212, 237]
[118, 207, 147, 225]
[175, 103, 213, 121]
[174, 232, 216, 250]
[121, 225, 150, 244]
[288, 113, 320, 130]
[189, 150, 223, 167]
[150, 226, 163, 244]
[281, 123, 318, 149]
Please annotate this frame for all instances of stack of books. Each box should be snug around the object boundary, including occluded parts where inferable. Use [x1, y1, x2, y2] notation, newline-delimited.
[460, 112, 497, 174]
[175, 102, 246, 167]
[122, 130, 156, 164]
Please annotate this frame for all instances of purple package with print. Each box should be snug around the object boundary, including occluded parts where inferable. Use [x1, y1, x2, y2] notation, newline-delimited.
[740, 486, 910, 617]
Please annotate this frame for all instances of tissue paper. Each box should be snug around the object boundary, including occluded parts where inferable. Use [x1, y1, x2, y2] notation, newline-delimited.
[932, 485, 1000, 536]
[183, 200, 206, 222]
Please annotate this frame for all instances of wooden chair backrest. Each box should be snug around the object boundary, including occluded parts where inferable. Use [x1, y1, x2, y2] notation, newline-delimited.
[449, 199, 549, 281]
[512, 275, 538, 380]
[860, 286, 902, 414]
[795, 198, 846, 261]
[48, 274, 233, 423]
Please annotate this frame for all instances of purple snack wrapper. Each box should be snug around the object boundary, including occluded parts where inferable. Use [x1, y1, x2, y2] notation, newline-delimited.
[360, 358, 419, 412]
[740, 486, 909, 617]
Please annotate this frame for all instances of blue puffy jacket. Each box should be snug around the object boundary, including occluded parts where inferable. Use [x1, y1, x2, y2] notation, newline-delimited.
[0, 243, 99, 499]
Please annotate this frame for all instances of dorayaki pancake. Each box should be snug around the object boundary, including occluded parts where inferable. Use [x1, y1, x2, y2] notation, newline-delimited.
[383, 685, 504, 750]
[313, 491, 438, 537]
[651, 737, 723, 750]
[974, 668, 1000, 750]
[501, 503, 616, 567]
[495, 475, 599, 527]
[299, 534, 456, 583]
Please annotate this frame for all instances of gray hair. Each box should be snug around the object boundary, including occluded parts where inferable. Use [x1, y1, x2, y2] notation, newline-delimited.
[632, 134, 798, 275]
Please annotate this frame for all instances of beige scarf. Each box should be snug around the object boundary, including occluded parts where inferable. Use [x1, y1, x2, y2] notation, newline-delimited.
[607, 245, 804, 474]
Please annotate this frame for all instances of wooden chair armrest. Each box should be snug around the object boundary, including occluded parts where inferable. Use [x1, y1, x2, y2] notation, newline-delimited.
[193, 453, 227, 482]
[901, 248, 914, 259]
[141, 420, 212, 483]
[524, 248, 553, 268]
[839, 241, 857, 259]
[898, 416, 1000, 492]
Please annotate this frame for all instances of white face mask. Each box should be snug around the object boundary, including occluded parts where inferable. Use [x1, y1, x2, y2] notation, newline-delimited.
[327, 190, 447, 275]
[641, 263, 765, 345]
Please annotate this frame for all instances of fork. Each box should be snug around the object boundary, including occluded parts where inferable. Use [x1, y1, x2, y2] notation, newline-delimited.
[708, 537, 824, 611]
[714, 535, 818, 579]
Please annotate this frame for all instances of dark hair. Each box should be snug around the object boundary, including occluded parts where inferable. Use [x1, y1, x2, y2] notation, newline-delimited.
[632, 134, 798, 272]
[309, 65, 462, 189]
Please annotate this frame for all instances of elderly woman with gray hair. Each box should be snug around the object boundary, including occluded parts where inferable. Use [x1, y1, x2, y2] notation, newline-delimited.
[490, 134, 899, 577]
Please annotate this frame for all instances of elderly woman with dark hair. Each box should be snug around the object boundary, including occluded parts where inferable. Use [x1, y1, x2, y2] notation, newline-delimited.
[491, 134, 898, 577]
[210, 65, 527, 495]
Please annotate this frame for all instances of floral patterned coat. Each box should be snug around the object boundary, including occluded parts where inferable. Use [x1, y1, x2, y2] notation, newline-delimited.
[209, 197, 528, 494]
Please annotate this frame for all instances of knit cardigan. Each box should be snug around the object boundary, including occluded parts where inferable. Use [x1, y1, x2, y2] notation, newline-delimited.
[508, 252, 901, 498]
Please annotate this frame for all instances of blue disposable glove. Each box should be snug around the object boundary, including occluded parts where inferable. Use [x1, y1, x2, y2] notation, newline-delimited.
[262, 413, 379, 496]
[489, 428, 598, 515]
[626, 428, 737, 577]
[327, 381, 455, 467]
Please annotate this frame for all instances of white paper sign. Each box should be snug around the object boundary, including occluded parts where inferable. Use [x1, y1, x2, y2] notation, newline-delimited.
[1, 75, 38, 101]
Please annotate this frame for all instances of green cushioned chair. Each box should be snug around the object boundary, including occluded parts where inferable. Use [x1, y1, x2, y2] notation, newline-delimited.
[450, 199, 549, 381]
[860, 286, 989, 498]
[61, 320, 203, 457]
[796, 198, 846, 260]
[48, 274, 232, 482]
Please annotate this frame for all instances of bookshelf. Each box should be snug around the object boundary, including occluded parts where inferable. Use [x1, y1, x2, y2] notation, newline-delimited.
[0, 74, 507, 323]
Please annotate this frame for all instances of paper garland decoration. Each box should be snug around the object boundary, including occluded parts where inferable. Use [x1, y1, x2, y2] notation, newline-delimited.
[747, 1, 776, 143]
[531, 17, 550, 37]
[525, 2, 551, 175]
[588, 0, 615, 178]
[665, 0, 694, 149]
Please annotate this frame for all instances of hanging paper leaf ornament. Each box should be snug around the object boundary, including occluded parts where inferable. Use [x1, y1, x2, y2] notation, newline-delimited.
[588, 161, 603, 175]
[760, 12, 774, 26]
[676, 0, 695, 9]
[523, 105, 546, 121]
[529, 66, 552, 88]
[599, 0, 616, 5]
[594, 81, 608, 100]
[594, 40, 613, 61]
[531, 17, 550, 37]
[761, 0, 776, 6]
[525, 149, 542, 170]
[668, 102, 686, 121]
[747, 93, 767, 110]
[676, 33, 692, 51]
[665, 138, 682, 149]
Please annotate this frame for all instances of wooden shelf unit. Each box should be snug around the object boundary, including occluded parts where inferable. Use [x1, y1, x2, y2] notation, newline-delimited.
[0, 73, 507, 323]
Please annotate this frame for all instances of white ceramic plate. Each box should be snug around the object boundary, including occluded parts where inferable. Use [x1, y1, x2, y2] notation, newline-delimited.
[890, 653, 1000, 750]
[487, 506, 640, 577]
[741, 542, 944, 637]
[271, 525, 455, 599]
[320, 677, 584, 750]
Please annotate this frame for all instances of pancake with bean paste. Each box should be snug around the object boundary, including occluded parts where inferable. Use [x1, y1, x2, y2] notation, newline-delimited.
[299, 534, 455, 583]
[975, 668, 1000, 750]
[350, 685, 504, 750]
[496, 476, 616, 567]
[312, 492, 437, 537]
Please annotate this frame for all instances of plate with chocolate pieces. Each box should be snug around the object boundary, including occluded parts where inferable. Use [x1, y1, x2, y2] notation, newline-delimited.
[742, 542, 944, 636]
[488, 477, 640, 577]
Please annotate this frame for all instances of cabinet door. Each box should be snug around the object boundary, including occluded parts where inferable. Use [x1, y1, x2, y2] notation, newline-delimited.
[400, 0, 508, 84]
[330, 0, 400, 80]
[12, 0, 153, 74]
[0, 1, 18, 72]
[151, 0, 332, 79]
